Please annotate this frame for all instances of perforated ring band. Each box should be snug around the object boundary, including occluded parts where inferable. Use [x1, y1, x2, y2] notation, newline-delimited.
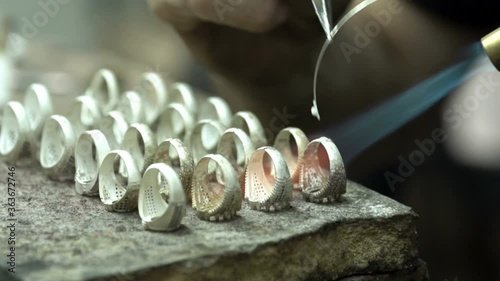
[245, 147, 293, 211]
[97, 111, 128, 150]
[138, 73, 168, 125]
[300, 137, 347, 203]
[188, 120, 226, 164]
[154, 138, 194, 204]
[139, 163, 187, 231]
[231, 111, 267, 148]
[273, 127, 309, 186]
[156, 103, 194, 144]
[99, 150, 141, 212]
[117, 91, 145, 125]
[192, 154, 242, 221]
[0, 102, 31, 163]
[199, 96, 232, 127]
[120, 123, 157, 174]
[40, 115, 76, 181]
[67, 95, 101, 138]
[75, 130, 110, 196]
[86, 69, 119, 113]
[217, 128, 255, 197]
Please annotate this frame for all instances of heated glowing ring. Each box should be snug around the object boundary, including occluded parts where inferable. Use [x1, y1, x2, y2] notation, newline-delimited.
[74, 130, 110, 196]
[154, 138, 194, 204]
[0, 102, 31, 163]
[230, 111, 267, 148]
[192, 154, 242, 221]
[86, 69, 119, 113]
[245, 146, 293, 211]
[199, 96, 232, 126]
[156, 103, 194, 143]
[273, 127, 309, 186]
[97, 111, 128, 150]
[99, 150, 141, 212]
[120, 123, 157, 174]
[40, 115, 76, 181]
[299, 137, 347, 203]
[139, 163, 187, 231]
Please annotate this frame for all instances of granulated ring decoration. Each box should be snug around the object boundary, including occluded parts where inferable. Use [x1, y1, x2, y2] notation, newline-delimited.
[97, 111, 128, 150]
[75, 130, 110, 196]
[86, 69, 119, 113]
[67, 95, 102, 138]
[139, 163, 187, 231]
[192, 154, 242, 221]
[40, 115, 76, 181]
[0, 102, 31, 163]
[230, 111, 267, 148]
[99, 150, 141, 212]
[273, 127, 309, 186]
[217, 128, 255, 197]
[245, 146, 293, 211]
[120, 123, 157, 174]
[138, 73, 168, 125]
[299, 137, 347, 203]
[154, 138, 194, 204]
[117, 91, 145, 125]
[156, 103, 194, 144]
[198, 96, 232, 127]
[188, 120, 226, 164]
[170, 82, 198, 116]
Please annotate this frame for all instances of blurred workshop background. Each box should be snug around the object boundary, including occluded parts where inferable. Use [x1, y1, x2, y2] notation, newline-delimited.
[0, 0, 499, 280]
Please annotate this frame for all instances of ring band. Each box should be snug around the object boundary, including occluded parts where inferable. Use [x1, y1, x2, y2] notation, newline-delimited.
[245, 146, 293, 211]
[154, 138, 194, 204]
[231, 111, 267, 148]
[117, 91, 145, 125]
[156, 103, 194, 144]
[75, 130, 110, 196]
[188, 120, 226, 164]
[86, 69, 119, 114]
[97, 111, 129, 150]
[138, 73, 168, 125]
[99, 150, 141, 212]
[199, 96, 232, 127]
[170, 82, 198, 116]
[120, 123, 157, 174]
[273, 127, 309, 186]
[67, 95, 102, 138]
[40, 115, 76, 181]
[216, 128, 255, 197]
[299, 137, 347, 203]
[192, 154, 242, 221]
[0, 102, 31, 163]
[139, 163, 187, 231]
[23, 83, 53, 139]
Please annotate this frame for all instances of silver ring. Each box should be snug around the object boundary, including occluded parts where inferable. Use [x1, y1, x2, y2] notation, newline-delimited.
[156, 103, 194, 144]
[97, 111, 128, 150]
[231, 111, 267, 148]
[216, 128, 255, 197]
[40, 115, 76, 181]
[74, 130, 110, 196]
[0, 102, 31, 163]
[23, 83, 53, 139]
[199, 96, 232, 127]
[86, 69, 120, 113]
[67, 95, 102, 138]
[138, 73, 168, 125]
[192, 154, 242, 221]
[188, 120, 226, 164]
[245, 146, 293, 211]
[154, 138, 194, 205]
[139, 163, 187, 231]
[99, 150, 141, 212]
[300, 137, 347, 203]
[273, 127, 309, 186]
[117, 91, 145, 125]
[170, 82, 198, 116]
[120, 123, 157, 174]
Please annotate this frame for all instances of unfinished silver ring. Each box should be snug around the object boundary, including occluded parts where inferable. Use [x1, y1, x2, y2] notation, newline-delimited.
[117, 91, 145, 125]
[0, 102, 31, 163]
[138, 73, 168, 125]
[188, 120, 226, 164]
[170, 82, 198, 116]
[273, 127, 309, 186]
[67, 95, 101, 138]
[231, 111, 267, 148]
[23, 83, 53, 139]
[86, 69, 119, 113]
[156, 103, 194, 144]
[120, 123, 157, 174]
[97, 111, 128, 150]
[199, 96, 232, 127]
[300, 137, 347, 203]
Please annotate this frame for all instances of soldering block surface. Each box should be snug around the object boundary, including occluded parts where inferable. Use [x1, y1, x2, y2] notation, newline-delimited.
[0, 163, 427, 281]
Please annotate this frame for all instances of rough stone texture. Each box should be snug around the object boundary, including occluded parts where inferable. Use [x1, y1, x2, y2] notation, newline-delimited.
[0, 162, 427, 281]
